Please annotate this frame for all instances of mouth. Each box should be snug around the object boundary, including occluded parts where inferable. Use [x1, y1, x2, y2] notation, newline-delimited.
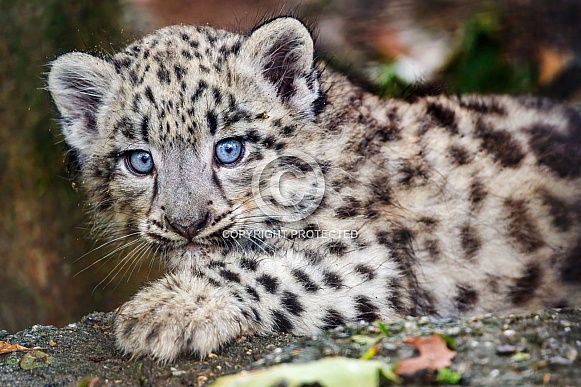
[184, 241, 202, 252]
[174, 238, 220, 256]
[158, 241, 213, 271]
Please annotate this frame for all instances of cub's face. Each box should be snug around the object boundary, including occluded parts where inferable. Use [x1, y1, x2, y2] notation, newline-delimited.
[48, 18, 325, 269]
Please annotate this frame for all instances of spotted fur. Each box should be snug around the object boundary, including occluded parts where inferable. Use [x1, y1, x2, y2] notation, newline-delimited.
[48, 17, 581, 363]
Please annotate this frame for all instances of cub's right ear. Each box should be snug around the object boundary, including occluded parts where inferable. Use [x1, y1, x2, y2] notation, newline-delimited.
[47, 53, 118, 157]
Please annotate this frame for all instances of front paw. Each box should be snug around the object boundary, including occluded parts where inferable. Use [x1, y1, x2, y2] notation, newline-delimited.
[114, 301, 186, 363]
[113, 272, 248, 363]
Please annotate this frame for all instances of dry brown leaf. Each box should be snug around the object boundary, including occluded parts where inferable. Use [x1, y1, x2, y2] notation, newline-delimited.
[87, 376, 102, 387]
[395, 334, 457, 375]
[0, 341, 32, 355]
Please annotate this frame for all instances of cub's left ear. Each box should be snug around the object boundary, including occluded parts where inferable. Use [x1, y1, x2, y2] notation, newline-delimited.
[242, 17, 320, 115]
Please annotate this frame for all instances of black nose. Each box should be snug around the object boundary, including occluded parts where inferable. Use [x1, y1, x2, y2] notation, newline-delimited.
[165, 212, 211, 240]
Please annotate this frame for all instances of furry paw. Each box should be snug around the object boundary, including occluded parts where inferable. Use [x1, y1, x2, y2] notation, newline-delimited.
[113, 272, 248, 363]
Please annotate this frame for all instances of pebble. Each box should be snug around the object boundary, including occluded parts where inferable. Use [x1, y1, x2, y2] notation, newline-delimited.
[503, 329, 516, 337]
[548, 356, 572, 366]
[496, 344, 517, 356]
[563, 346, 578, 361]
[382, 342, 397, 351]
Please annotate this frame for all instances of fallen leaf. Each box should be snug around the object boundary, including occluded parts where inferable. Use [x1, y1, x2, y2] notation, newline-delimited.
[0, 341, 32, 354]
[439, 334, 456, 349]
[512, 352, 531, 362]
[19, 350, 55, 370]
[360, 343, 381, 360]
[395, 334, 457, 376]
[377, 321, 391, 338]
[78, 376, 102, 387]
[211, 357, 401, 387]
[436, 368, 462, 384]
[87, 377, 102, 387]
[352, 335, 382, 346]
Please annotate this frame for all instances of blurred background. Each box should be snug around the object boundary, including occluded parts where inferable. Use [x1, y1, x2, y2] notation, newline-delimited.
[1, 0, 581, 333]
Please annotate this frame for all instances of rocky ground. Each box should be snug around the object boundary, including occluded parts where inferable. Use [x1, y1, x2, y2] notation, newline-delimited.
[0, 309, 580, 386]
[2, 2, 581, 386]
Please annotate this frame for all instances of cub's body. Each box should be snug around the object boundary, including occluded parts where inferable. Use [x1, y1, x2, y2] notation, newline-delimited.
[48, 17, 581, 362]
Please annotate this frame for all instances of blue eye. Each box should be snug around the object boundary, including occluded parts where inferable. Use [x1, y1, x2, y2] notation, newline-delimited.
[215, 138, 243, 165]
[126, 150, 154, 175]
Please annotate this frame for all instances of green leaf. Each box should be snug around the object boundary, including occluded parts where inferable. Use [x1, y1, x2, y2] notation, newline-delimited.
[18, 350, 55, 370]
[439, 334, 456, 350]
[440, 10, 537, 94]
[435, 368, 462, 384]
[211, 357, 401, 387]
[511, 352, 531, 362]
[377, 322, 391, 338]
[352, 335, 382, 346]
[360, 344, 379, 360]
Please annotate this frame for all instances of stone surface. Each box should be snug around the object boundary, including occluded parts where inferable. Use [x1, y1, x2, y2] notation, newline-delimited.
[1, 309, 580, 386]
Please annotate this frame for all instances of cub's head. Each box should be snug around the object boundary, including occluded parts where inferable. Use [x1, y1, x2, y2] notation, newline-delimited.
[48, 17, 326, 269]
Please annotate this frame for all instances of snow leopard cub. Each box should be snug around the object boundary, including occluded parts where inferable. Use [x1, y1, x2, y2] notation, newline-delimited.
[48, 17, 581, 362]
